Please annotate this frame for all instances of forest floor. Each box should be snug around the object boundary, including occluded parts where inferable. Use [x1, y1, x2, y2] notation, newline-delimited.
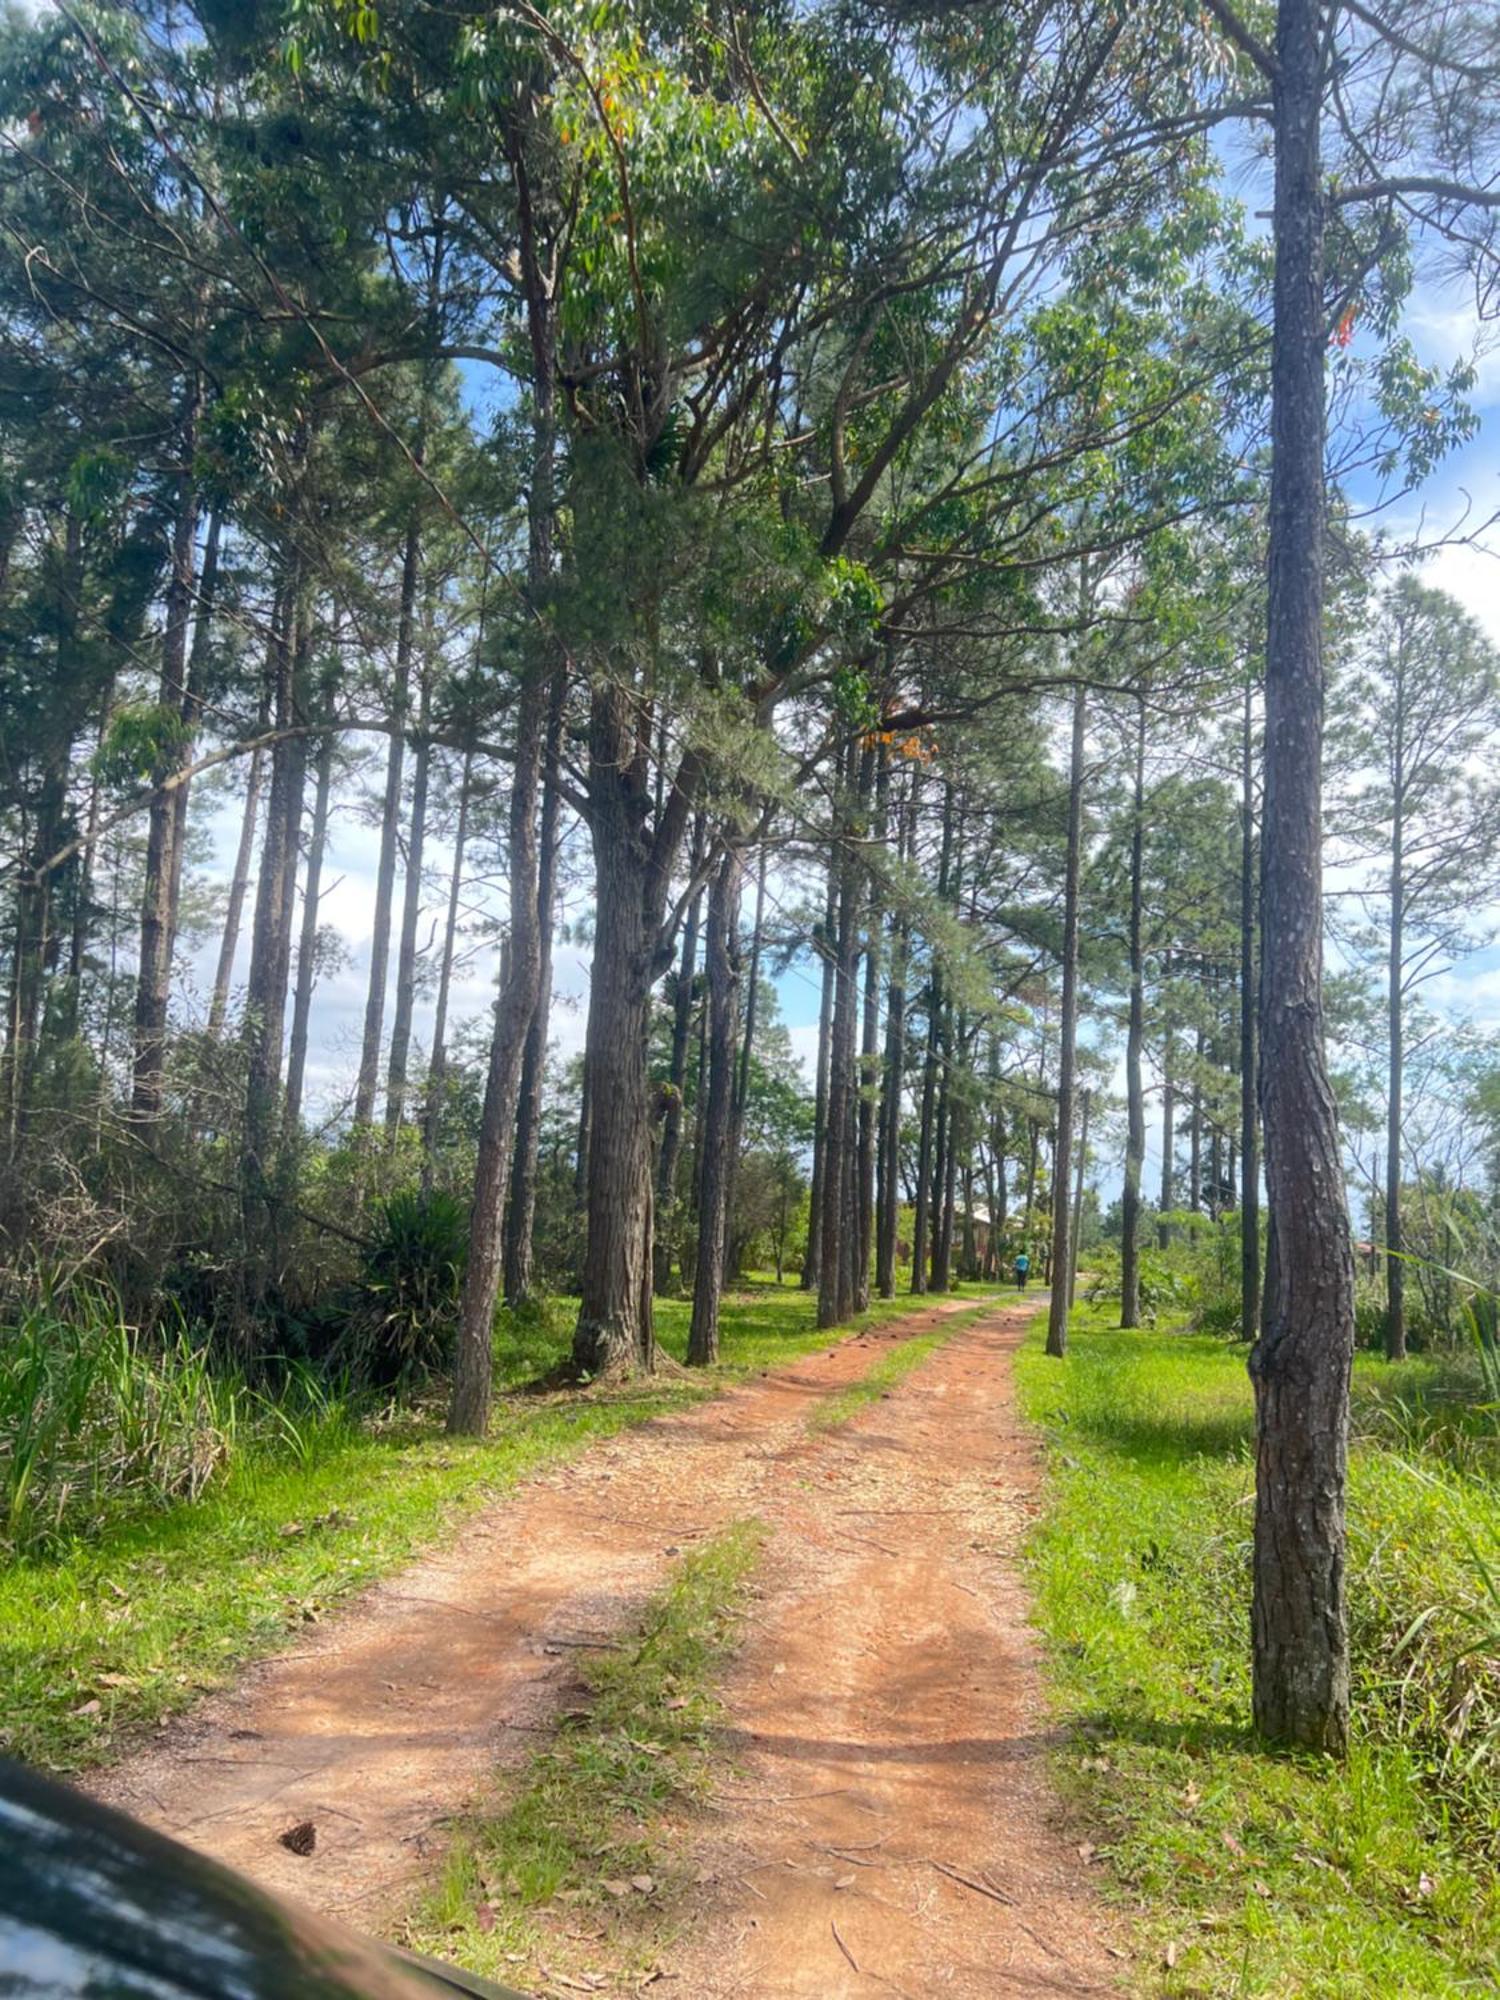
[88, 1289, 1119, 1998]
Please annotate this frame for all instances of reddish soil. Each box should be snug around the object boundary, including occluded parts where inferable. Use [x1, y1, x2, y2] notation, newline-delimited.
[664, 1300, 1121, 1998]
[87, 1294, 986, 1926]
[89, 1291, 1122, 1995]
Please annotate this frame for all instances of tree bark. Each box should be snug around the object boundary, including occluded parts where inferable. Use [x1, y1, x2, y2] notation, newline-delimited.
[876, 771, 912, 1298]
[353, 512, 420, 1129]
[1158, 1009, 1175, 1246]
[653, 817, 705, 1294]
[570, 684, 700, 1377]
[284, 728, 334, 1144]
[448, 666, 549, 1430]
[241, 584, 310, 1300]
[855, 758, 885, 1310]
[1046, 678, 1087, 1358]
[802, 865, 837, 1290]
[726, 839, 768, 1276]
[1384, 691, 1407, 1361]
[448, 187, 558, 1428]
[209, 713, 268, 1039]
[819, 759, 861, 1329]
[688, 847, 742, 1364]
[385, 648, 434, 1140]
[505, 664, 568, 1304]
[1069, 1084, 1091, 1310]
[1121, 699, 1147, 1327]
[421, 749, 473, 1182]
[876, 907, 908, 1299]
[131, 412, 201, 1125]
[1250, 0, 1356, 1754]
[930, 1024, 956, 1293]
[164, 509, 222, 989]
[283, 723, 335, 1137]
[910, 978, 940, 1296]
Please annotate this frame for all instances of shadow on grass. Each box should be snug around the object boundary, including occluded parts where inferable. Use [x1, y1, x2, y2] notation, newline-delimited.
[1066, 1707, 1256, 1759]
[1051, 1404, 1253, 1466]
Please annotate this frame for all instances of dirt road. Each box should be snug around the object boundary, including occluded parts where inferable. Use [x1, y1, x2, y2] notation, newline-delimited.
[90, 1292, 1120, 1994]
[664, 1298, 1118, 1998]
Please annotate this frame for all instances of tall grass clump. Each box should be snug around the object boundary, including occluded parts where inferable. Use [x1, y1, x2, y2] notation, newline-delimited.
[0, 1275, 354, 1558]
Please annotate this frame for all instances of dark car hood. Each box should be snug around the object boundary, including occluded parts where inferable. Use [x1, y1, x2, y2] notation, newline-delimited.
[0, 1759, 524, 2000]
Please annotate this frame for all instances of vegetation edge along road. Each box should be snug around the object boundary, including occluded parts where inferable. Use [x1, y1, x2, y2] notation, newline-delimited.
[0, 1285, 999, 1773]
[1019, 1298, 1500, 1998]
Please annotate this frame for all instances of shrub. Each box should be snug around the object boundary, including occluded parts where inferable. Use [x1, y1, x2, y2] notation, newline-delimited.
[330, 1188, 469, 1387]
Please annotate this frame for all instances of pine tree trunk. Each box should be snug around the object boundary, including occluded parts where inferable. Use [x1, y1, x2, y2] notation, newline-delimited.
[1251, 0, 1356, 1753]
[875, 904, 908, 1298]
[910, 990, 941, 1299]
[68, 676, 117, 1007]
[1046, 679, 1087, 1358]
[283, 725, 335, 1137]
[385, 652, 434, 1140]
[802, 866, 837, 1290]
[6, 516, 83, 1147]
[819, 768, 861, 1329]
[353, 513, 420, 1129]
[164, 510, 222, 979]
[209, 698, 269, 1040]
[725, 841, 767, 1280]
[993, 1096, 1008, 1271]
[448, 207, 557, 1430]
[688, 848, 742, 1364]
[242, 585, 310, 1301]
[131, 418, 201, 1125]
[653, 819, 705, 1295]
[447, 669, 549, 1430]
[930, 1030, 952, 1293]
[571, 700, 663, 1378]
[1158, 1011, 1175, 1246]
[935, 1010, 962, 1292]
[1121, 700, 1147, 1327]
[421, 749, 473, 1184]
[1069, 1085, 1091, 1310]
[505, 665, 568, 1305]
[1385, 733, 1406, 1360]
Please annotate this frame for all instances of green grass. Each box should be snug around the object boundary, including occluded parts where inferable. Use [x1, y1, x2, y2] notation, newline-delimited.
[405, 1520, 765, 1991]
[0, 1278, 989, 1773]
[1017, 1301, 1500, 1997]
[489, 1275, 1001, 1383]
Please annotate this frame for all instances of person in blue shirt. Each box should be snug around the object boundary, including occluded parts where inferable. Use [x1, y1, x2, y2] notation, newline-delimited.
[1013, 1248, 1030, 1291]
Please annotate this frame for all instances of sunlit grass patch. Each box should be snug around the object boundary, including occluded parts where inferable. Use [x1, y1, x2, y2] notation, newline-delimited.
[1017, 1301, 1500, 1996]
[404, 1520, 764, 1991]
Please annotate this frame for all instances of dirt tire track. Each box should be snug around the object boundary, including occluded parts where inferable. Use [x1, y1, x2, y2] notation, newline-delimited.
[85, 1294, 988, 1926]
[662, 1297, 1120, 1999]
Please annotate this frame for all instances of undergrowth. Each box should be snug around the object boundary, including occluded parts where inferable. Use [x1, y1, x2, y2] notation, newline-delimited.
[1018, 1301, 1500, 1997]
[406, 1520, 764, 1991]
